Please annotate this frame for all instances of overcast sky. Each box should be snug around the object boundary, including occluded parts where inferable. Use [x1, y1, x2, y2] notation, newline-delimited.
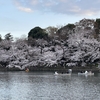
[1, 0, 100, 38]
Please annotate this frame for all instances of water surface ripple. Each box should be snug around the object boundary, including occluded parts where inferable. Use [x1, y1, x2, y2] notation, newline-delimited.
[0, 72, 100, 100]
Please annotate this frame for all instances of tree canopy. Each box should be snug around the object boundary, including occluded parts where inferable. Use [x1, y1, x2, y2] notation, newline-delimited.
[0, 18, 100, 70]
[4, 33, 13, 41]
[28, 27, 48, 39]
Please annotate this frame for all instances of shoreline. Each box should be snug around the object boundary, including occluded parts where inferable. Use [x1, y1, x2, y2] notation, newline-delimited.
[0, 67, 99, 73]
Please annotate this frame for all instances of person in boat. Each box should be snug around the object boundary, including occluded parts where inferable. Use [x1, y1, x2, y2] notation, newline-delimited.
[89, 71, 92, 73]
[55, 71, 58, 75]
[68, 69, 72, 73]
[25, 68, 29, 72]
[66, 69, 72, 74]
[85, 70, 88, 74]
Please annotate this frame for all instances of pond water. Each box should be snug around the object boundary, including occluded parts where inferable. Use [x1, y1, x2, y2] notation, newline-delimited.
[0, 71, 100, 100]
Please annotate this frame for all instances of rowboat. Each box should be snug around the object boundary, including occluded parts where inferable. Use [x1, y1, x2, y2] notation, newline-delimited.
[54, 71, 71, 76]
[78, 71, 94, 76]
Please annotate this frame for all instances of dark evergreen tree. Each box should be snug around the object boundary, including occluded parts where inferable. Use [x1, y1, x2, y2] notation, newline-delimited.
[28, 26, 48, 39]
[0, 34, 2, 42]
[4, 33, 13, 41]
[94, 18, 100, 34]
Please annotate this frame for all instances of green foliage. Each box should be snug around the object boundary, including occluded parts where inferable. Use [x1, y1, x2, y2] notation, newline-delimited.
[66, 24, 75, 29]
[28, 27, 48, 39]
[95, 18, 100, 28]
[94, 18, 100, 34]
[96, 18, 100, 24]
[5, 33, 13, 41]
[0, 34, 2, 42]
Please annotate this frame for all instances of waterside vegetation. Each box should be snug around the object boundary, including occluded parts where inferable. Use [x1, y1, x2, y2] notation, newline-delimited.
[1, 18, 100, 72]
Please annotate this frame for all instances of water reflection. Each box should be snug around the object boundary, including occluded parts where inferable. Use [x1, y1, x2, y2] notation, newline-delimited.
[0, 72, 100, 100]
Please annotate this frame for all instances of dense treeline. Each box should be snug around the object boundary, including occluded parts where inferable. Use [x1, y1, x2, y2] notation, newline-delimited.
[0, 18, 100, 71]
